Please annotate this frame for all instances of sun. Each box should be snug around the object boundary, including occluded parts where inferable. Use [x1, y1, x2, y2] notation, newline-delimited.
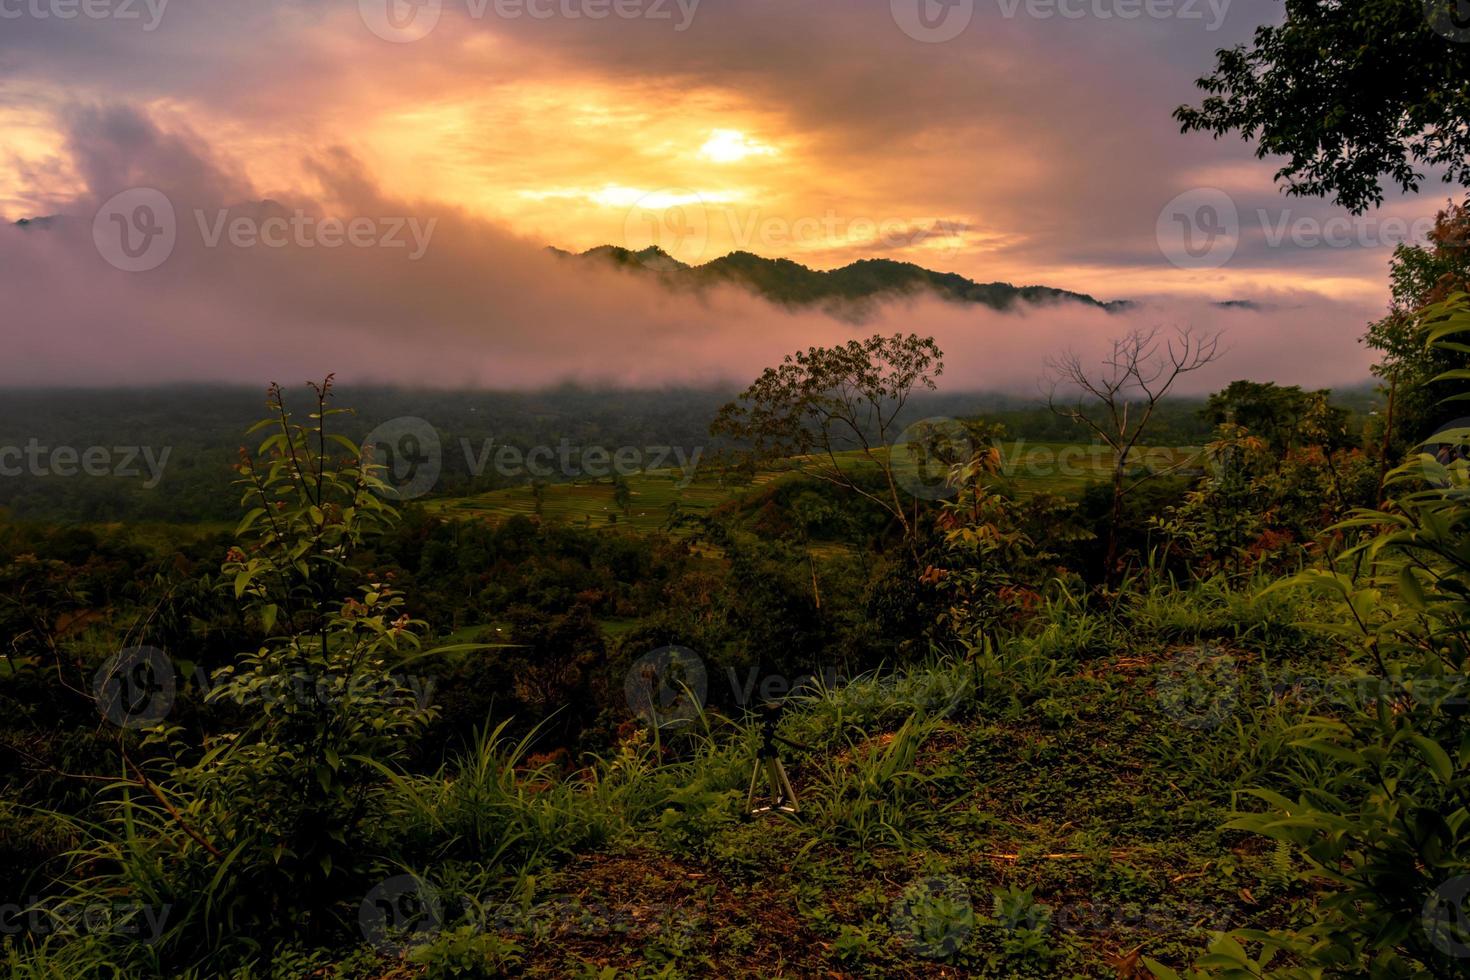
[698, 129, 779, 164]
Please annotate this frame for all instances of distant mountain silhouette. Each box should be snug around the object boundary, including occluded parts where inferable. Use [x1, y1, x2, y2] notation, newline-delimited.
[9, 215, 1256, 313]
[551, 244, 1133, 317]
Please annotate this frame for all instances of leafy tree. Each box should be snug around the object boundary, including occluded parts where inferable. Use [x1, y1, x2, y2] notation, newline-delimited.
[1202, 380, 1353, 458]
[612, 475, 633, 518]
[711, 333, 946, 558]
[1176, 0, 1470, 213]
[1237, 294, 1470, 976]
[1365, 202, 1470, 465]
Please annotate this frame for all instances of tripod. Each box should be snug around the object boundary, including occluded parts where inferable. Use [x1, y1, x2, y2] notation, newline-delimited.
[746, 701, 805, 817]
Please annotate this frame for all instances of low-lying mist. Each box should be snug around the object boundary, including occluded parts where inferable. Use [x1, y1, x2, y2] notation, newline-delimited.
[2, 106, 1380, 394]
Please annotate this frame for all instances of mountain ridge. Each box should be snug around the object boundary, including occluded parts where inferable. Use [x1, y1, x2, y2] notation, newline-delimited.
[550, 244, 1134, 318]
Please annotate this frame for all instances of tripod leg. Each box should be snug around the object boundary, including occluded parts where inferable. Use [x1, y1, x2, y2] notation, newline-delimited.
[764, 758, 782, 806]
[746, 755, 762, 813]
[773, 758, 799, 813]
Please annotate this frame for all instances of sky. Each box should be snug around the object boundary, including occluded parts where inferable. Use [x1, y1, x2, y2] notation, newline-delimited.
[0, 0, 1446, 389]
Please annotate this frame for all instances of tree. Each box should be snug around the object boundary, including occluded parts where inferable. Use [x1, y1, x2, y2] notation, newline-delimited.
[1364, 202, 1470, 466]
[711, 334, 946, 559]
[530, 478, 547, 519]
[1202, 380, 1353, 458]
[612, 475, 633, 517]
[1175, 0, 1470, 213]
[1044, 327, 1222, 584]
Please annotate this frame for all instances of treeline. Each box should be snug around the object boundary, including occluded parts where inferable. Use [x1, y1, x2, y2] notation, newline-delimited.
[0, 384, 1378, 523]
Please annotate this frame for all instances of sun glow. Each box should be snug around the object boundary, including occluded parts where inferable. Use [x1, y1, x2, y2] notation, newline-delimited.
[698, 129, 778, 164]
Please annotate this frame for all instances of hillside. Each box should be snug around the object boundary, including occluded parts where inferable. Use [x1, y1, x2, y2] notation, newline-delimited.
[551, 245, 1128, 316]
[396, 581, 1333, 979]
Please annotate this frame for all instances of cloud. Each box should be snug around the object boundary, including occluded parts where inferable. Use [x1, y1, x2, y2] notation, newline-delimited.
[0, 105, 1378, 391]
[0, 0, 1428, 305]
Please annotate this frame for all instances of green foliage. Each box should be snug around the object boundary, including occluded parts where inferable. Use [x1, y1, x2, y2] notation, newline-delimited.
[0, 364, 1404, 978]
[20, 380, 451, 969]
[1152, 419, 1377, 577]
[1202, 382, 1356, 459]
[799, 712, 948, 853]
[407, 924, 524, 978]
[1198, 294, 1470, 977]
[1364, 202, 1470, 458]
[711, 333, 944, 549]
[1176, 2, 1470, 212]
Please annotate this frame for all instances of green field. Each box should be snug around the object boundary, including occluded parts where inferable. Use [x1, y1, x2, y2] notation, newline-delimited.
[426, 442, 1204, 531]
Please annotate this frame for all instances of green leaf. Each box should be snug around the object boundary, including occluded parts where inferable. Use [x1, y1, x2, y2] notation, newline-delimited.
[1142, 958, 1181, 980]
[234, 508, 267, 537]
[1409, 734, 1454, 785]
[1398, 566, 1428, 611]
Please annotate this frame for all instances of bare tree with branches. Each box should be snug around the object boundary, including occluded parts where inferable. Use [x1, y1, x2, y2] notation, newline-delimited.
[1044, 326, 1223, 585]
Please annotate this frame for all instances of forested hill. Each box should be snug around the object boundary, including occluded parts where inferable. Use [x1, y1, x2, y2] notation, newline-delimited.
[551, 244, 1129, 315]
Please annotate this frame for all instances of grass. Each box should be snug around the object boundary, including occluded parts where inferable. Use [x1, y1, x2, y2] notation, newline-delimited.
[426, 443, 1203, 533]
[4, 578, 1347, 978]
[356, 583, 1339, 977]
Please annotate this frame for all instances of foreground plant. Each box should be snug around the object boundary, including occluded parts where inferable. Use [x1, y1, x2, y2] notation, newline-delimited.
[34, 379, 447, 970]
[1165, 295, 1470, 978]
